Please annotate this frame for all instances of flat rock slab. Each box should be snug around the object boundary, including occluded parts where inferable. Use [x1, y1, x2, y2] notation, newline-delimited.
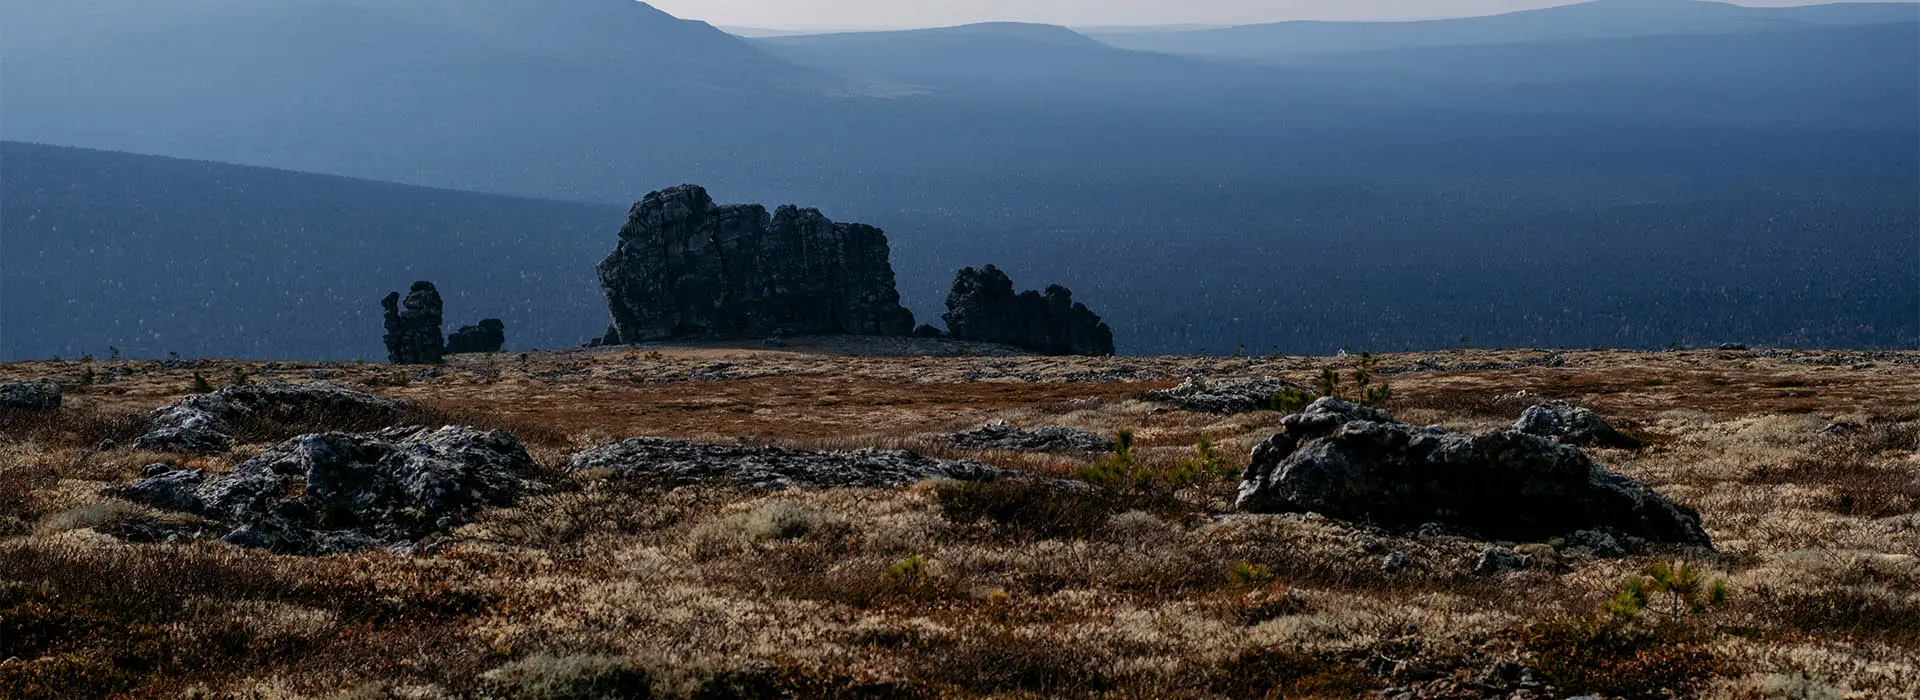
[1237, 398, 1710, 548]
[108, 425, 542, 554]
[1147, 376, 1313, 414]
[570, 437, 1016, 490]
[944, 421, 1114, 455]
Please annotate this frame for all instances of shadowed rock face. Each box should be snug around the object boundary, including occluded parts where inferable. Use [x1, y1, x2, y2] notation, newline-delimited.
[596, 185, 916, 344]
[1238, 398, 1711, 547]
[382, 281, 445, 365]
[941, 265, 1114, 356]
[447, 319, 507, 355]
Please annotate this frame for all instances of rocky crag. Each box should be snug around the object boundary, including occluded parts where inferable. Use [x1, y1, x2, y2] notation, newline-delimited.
[596, 185, 917, 344]
[446, 319, 507, 355]
[382, 282, 446, 365]
[942, 265, 1114, 356]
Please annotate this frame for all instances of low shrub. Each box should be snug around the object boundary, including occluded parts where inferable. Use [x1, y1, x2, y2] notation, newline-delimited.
[1522, 616, 1720, 700]
[934, 478, 1115, 540]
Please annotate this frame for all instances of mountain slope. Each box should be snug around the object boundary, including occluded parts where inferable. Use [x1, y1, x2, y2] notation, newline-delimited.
[753, 22, 1234, 92]
[0, 142, 625, 361]
[1091, 0, 1920, 58]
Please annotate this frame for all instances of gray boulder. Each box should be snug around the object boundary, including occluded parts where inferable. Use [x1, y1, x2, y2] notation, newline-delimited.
[107, 426, 542, 554]
[945, 421, 1114, 455]
[382, 281, 446, 365]
[0, 381, 61, 411]
[596, 185, 916, 344]
[569, 437, 1015, 490]
[1237, 398, 1711, 547]
[1146, 376, 1315, 414]
[131, 382, 407, 453]
[1514, 400, 1644, 449]
[941, 265, 1114, 356]
[446, 319, 506, 355]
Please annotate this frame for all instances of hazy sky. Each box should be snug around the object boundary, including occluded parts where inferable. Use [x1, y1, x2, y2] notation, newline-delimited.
[647, 0, 1896, 29]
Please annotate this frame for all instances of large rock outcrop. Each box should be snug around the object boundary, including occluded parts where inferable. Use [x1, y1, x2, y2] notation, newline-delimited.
[108, 426, 542, 554]
[570, 437, 1014, 490]
[596, 185, 916, 344]
[447, 319, 507, 355]
[382, 281, 445, 365]
[1237, 398, 1711, 547]
[131, 382, 408, 454]
[941, 265, 1114, 356]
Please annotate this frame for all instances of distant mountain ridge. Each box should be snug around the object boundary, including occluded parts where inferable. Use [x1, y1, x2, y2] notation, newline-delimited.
[753, 22, 1224, 91]
[1090, 0, 1920, 58]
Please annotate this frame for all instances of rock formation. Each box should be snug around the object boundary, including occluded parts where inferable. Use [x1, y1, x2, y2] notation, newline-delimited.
[1237, 398, 1711, 547]
[1147, 376, 1315, 414]
[131, 382, 408, 454]
[944, 421, 1114, 455]
[596, 185, 917, 344]
[569, 437, 1015, 490]
[1514, 400, 1644, 449]
[446, 319, 507, 355]
[382, 281, 445, 365]
[0, 381, 61, 411]
[108, 426, 542, 554]
[941, 265, 1114, 356]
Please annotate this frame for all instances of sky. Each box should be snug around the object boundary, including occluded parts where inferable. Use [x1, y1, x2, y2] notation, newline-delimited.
[647, 0, 1895, 29]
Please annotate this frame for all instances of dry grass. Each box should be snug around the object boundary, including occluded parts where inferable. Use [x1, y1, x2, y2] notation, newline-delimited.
[1, 346, 1917, 698]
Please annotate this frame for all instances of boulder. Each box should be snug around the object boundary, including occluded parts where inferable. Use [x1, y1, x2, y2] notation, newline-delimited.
[1514, 400, 1644, 449]
[446, 319, 507, 355]
[382, 281, 445, 365]
[107, 426, 542, 554]
[131, 382, 407, 454]
[1237, 398, 1711, 547]
[569, 437, 1014, 490]
[944, 421, 1114, 455]
[940, 265, 1114, 356]
[1147, 376, 1315, 414]
[0, 381, 61, 411]
[595, 185, 916, 344]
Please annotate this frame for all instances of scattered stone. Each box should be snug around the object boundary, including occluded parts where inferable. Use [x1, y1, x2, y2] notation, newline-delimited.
[1718, 343, 1749, 351]
[1560, 528, 1636, 558]
[1237, 398, 1712, 547]
[596, 185, 916, 344]
[382, 281, 446, 365]
[1818, 421, 1860, 437]
[130, 382, 407, 454]
[1382, 551, 1410, 574]
[445, 319, 506, 355]
[1146, 376, 1314, 414]
[0, 381, 61, 411]
[940, 265, 1114, 356]
[1514, 400, 1644, 449]
[107, 426, 542, 554]
[569, 437, 1016, 490]
[944, 421, 1114, 455]
[1475, 547, 1531, 574]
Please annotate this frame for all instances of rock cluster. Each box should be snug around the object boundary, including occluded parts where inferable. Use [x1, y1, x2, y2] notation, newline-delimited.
[941, 265, 1114, 356]
[131, 382, 407, 453]
[944, 421, 1114, 455]
[1237, 398, 1711, 547]
[0, 381, 61, 411]
[446, 319, 507, 355]
[1146, 376, 1314, 414]
[596, 185, 917, 344]
[382, 281, 446, 365]
[1514, 399, 1644, 449]
[570, 437, 1014, 490]
[108, 426, 542, 554]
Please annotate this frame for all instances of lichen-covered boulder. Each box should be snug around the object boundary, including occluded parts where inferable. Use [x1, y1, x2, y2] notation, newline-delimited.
[570, 437, 1014, 490]
[1146, 376, 1315, 414]
[108, 426, 542, 554]
[1514, 400, 1644, 449]
[0, 381, 61, 411]
[944, 421, 1114, 455]
[131, 382, 407, 454]
[1237, 398, 1710, 547]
